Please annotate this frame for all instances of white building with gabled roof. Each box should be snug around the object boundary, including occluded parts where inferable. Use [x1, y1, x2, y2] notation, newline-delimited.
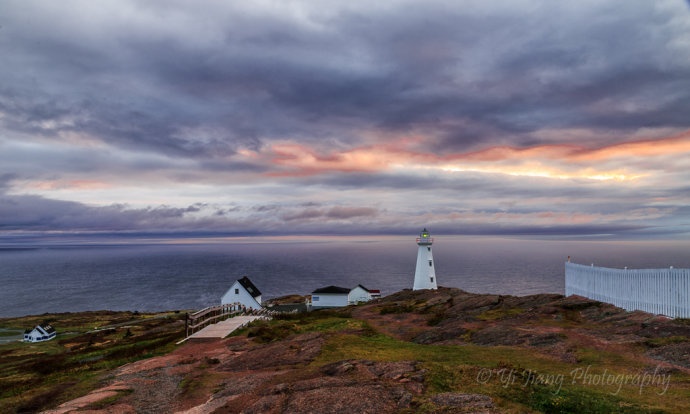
[311, 285, 351, 308]
[310, 284, 381, 308]
[221, 276, 263, 310]
[349, 284, 375, 304]
[24, 323, 56, 343]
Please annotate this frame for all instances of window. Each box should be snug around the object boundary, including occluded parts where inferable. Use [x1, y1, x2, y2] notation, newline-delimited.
[427, 247, 431, 252]
[430, 277, 434, 283]
[429, 260, 433, 267]
[313, 296, 319, 301]
[235, 288, 239, 294]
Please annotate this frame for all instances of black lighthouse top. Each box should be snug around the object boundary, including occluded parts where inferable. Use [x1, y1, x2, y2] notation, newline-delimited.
[416, 228, 433, 245]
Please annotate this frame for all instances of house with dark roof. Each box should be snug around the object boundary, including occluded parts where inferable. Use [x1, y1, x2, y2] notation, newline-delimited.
[349, 284, 377, 304]
[24, 323, 56, 343]
[310, 284, 381, 308]
[221, 276, 263, 310]
[311, 285, 351, 308]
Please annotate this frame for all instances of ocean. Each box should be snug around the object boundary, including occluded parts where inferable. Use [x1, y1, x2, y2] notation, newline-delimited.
[1, 235, 689, 318]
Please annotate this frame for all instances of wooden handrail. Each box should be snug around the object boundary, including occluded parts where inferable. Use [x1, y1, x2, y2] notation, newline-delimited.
[185, 303, 245, 337]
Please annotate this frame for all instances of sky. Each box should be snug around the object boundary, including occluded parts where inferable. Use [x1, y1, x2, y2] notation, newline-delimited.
[1, 0, 690, 239]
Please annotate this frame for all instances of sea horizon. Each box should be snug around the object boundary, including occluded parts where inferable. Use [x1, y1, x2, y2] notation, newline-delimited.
[1, 234, 689, 318]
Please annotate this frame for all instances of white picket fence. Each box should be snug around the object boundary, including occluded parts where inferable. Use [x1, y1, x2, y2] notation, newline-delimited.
[565, 262, 690, 318]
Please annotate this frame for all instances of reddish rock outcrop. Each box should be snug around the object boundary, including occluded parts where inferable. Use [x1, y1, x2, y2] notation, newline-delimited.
[46, 288, 690, 413]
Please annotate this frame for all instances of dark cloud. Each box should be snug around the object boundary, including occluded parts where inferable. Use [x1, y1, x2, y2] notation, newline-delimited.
[0, 174, 17, 191]
[0, 187, 684, 238]
[299, 171, 647, 205]
[0, 1, 688, 238]
[3, 1, 686, 156]
[281, 206, 378, 222]
[0, 195, 190, 231]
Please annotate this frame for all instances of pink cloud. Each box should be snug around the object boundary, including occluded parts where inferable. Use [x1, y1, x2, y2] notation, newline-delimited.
[234, 129, 690, 183]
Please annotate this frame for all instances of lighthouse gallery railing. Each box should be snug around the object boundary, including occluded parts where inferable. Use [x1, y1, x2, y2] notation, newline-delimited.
[565, 262, 690, 318]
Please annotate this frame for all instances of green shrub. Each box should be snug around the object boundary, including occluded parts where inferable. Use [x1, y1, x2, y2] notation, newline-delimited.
[379, 303, 415, 315]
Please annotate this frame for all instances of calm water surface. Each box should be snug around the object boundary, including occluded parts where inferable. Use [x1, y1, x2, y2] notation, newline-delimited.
[1, 236, 688, 317]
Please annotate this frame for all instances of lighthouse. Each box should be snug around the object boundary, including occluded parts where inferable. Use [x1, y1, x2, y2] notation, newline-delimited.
[413, 228, 437, 290]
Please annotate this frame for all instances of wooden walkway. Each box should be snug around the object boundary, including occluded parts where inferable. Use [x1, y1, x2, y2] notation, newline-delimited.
[180, 315, 265, 343]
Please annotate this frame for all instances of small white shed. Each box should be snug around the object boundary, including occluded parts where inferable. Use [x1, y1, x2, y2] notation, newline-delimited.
[311, 286, 351, 308]
[24, 323, 56, 343]
[349, 285, 373, 304]
[221, 276, 263, 310]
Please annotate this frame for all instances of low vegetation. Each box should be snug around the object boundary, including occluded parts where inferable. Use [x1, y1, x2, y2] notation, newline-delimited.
[241, 289, 690, 413]
[0, 310, 185, 413]
[2, 289, 690, 413]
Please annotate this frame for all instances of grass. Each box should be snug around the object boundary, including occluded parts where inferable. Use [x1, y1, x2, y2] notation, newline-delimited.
[0, 311, 185, 413]
[283, 312, 689, 414]
[3, 301, 690, 413]
[644, 336, 688, 348]
[286, 305, 690, 413]
[477, 307, 527, 321]
[240, 308, 364, 342]
[0, 329, 23, 338]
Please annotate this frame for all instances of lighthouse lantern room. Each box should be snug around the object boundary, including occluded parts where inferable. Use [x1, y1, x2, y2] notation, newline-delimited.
[413, 228, 438, 290]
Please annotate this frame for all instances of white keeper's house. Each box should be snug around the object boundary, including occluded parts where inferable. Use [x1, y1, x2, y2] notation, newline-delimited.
[311, 284, 381, 309]
[24, 323, 57, 343]
[349, 284, 380, 304]
[221, 276, 263, 310]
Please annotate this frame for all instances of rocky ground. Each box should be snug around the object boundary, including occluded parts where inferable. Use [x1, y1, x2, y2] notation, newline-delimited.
[3, 289, 690, 413]
[354, 289, 690, 369]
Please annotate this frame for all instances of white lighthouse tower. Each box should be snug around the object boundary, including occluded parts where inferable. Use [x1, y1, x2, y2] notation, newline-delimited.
[413, 228, 437, 290]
